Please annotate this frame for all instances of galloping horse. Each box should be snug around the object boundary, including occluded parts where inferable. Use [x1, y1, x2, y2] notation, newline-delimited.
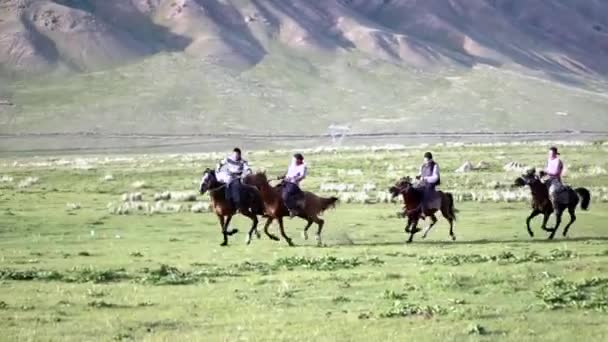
[513, 169, 590, 239]
[389, 177, 457, 243]
[199, 168, 265, 246]
[243, 171, 338, 246]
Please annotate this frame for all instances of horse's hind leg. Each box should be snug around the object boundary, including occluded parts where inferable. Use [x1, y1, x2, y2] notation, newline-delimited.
[439, 195, 456, 241]
[441, 212, 456, 241]
[277, 217, 294, 246]
[422, 214, 438, 239]
[313, 216, 325, 247]
[562, 206, 577, 237]
[448, 218, 456, 241]
[263, 217, 279, 241]
[302, 219, 313, 240]
[548, 208, 564, 240]
[242, 210, 259, 245]
[526, 209, 541, 237]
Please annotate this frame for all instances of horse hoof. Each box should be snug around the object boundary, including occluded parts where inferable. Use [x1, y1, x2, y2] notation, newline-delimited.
[287, 239, 295, 247]
[255, 231, 261, 239]
[302, 232, 309, 240]
[228, 229, 239, 236]
[220, 242, 228, 246]
[451, 235, 456, 241]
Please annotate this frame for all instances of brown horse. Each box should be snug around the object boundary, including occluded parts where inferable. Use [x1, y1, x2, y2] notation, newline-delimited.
[199, 168, 265, 246]
[513, 169, 590, 239]
[389, 177, 457, 243]
[243, 171, 338, 246]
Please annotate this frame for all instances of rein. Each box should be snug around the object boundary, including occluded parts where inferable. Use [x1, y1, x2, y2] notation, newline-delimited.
[207, 183, 226, 193]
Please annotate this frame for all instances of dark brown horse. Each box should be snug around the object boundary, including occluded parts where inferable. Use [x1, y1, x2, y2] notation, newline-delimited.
[199, 169, 265, 246]
[243, 171, 338, 246]
[513, 169, 590, 239]
[389, 177, 457, 243]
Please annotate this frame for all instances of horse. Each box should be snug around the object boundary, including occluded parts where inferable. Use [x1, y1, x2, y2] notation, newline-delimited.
[199, 168, 265, 246]
[513, 169, 590, 239]
[389, 176, 457, 243]
[243, 171, 338, 246]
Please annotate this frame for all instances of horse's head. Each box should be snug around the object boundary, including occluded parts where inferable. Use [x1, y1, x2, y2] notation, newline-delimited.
[199, 168, 217, 194]
[243, 170, 268, 189]
[389, 176, 413, 198]
[513, 168, 539, 188]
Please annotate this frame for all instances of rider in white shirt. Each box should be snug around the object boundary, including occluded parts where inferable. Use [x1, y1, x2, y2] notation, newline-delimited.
[281, 153, 307, 217]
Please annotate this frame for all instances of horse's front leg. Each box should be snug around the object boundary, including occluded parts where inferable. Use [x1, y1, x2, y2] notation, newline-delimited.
[404, 216, 412, 233]
[525, 209, 541, 237]
[540, 212, 551, 232]
[406, 217, 421, 243]
[218, 214, 230, 246]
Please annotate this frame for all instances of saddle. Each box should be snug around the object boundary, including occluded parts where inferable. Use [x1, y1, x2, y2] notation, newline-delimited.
[426, 192, 442, 210]
[544, 179, 569, 204]
[413, 183, 442, 210]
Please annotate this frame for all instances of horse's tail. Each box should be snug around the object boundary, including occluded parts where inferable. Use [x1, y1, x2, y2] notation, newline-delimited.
[319, 196, 339, 213]
[575, 187, 591, 211]
[446, 192, 457, 220]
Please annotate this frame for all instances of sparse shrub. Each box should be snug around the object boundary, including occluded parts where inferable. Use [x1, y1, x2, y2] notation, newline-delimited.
[380, 301, 447, 318]
[153, 191, 171, 201]
[274, 256, 363, 271]
[467, 323, 489, 335]
[537, 277, 608, 311]
[382, 290, 407, 300]
[332, 296, 351, 303]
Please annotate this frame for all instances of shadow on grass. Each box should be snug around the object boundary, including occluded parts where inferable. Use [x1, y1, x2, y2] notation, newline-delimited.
[331, 236, 608, 247]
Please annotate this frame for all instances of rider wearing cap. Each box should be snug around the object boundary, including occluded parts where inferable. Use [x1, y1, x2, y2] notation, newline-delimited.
[408, 151, 440, 218]
[544, 146, 565, 212]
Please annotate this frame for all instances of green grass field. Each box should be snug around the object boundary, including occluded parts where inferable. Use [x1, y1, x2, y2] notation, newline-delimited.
[1, 143, 608, 341]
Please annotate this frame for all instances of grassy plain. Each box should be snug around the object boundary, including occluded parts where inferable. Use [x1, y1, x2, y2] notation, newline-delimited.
[1, 143, 608, 341]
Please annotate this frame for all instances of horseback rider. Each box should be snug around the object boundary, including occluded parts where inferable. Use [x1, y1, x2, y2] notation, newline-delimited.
[408, 151, 440, 218]
[543, 146, 565, 211]
[216, 147, 252, 208]
[281, 153, 307, 218]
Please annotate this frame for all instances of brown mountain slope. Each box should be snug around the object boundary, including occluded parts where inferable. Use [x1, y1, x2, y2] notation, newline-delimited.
[1, 0, 608, 77]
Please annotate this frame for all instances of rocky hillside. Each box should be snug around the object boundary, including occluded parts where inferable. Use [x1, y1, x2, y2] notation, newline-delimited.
[1, 0, 608, 153]
[2, 0, 608, 77]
